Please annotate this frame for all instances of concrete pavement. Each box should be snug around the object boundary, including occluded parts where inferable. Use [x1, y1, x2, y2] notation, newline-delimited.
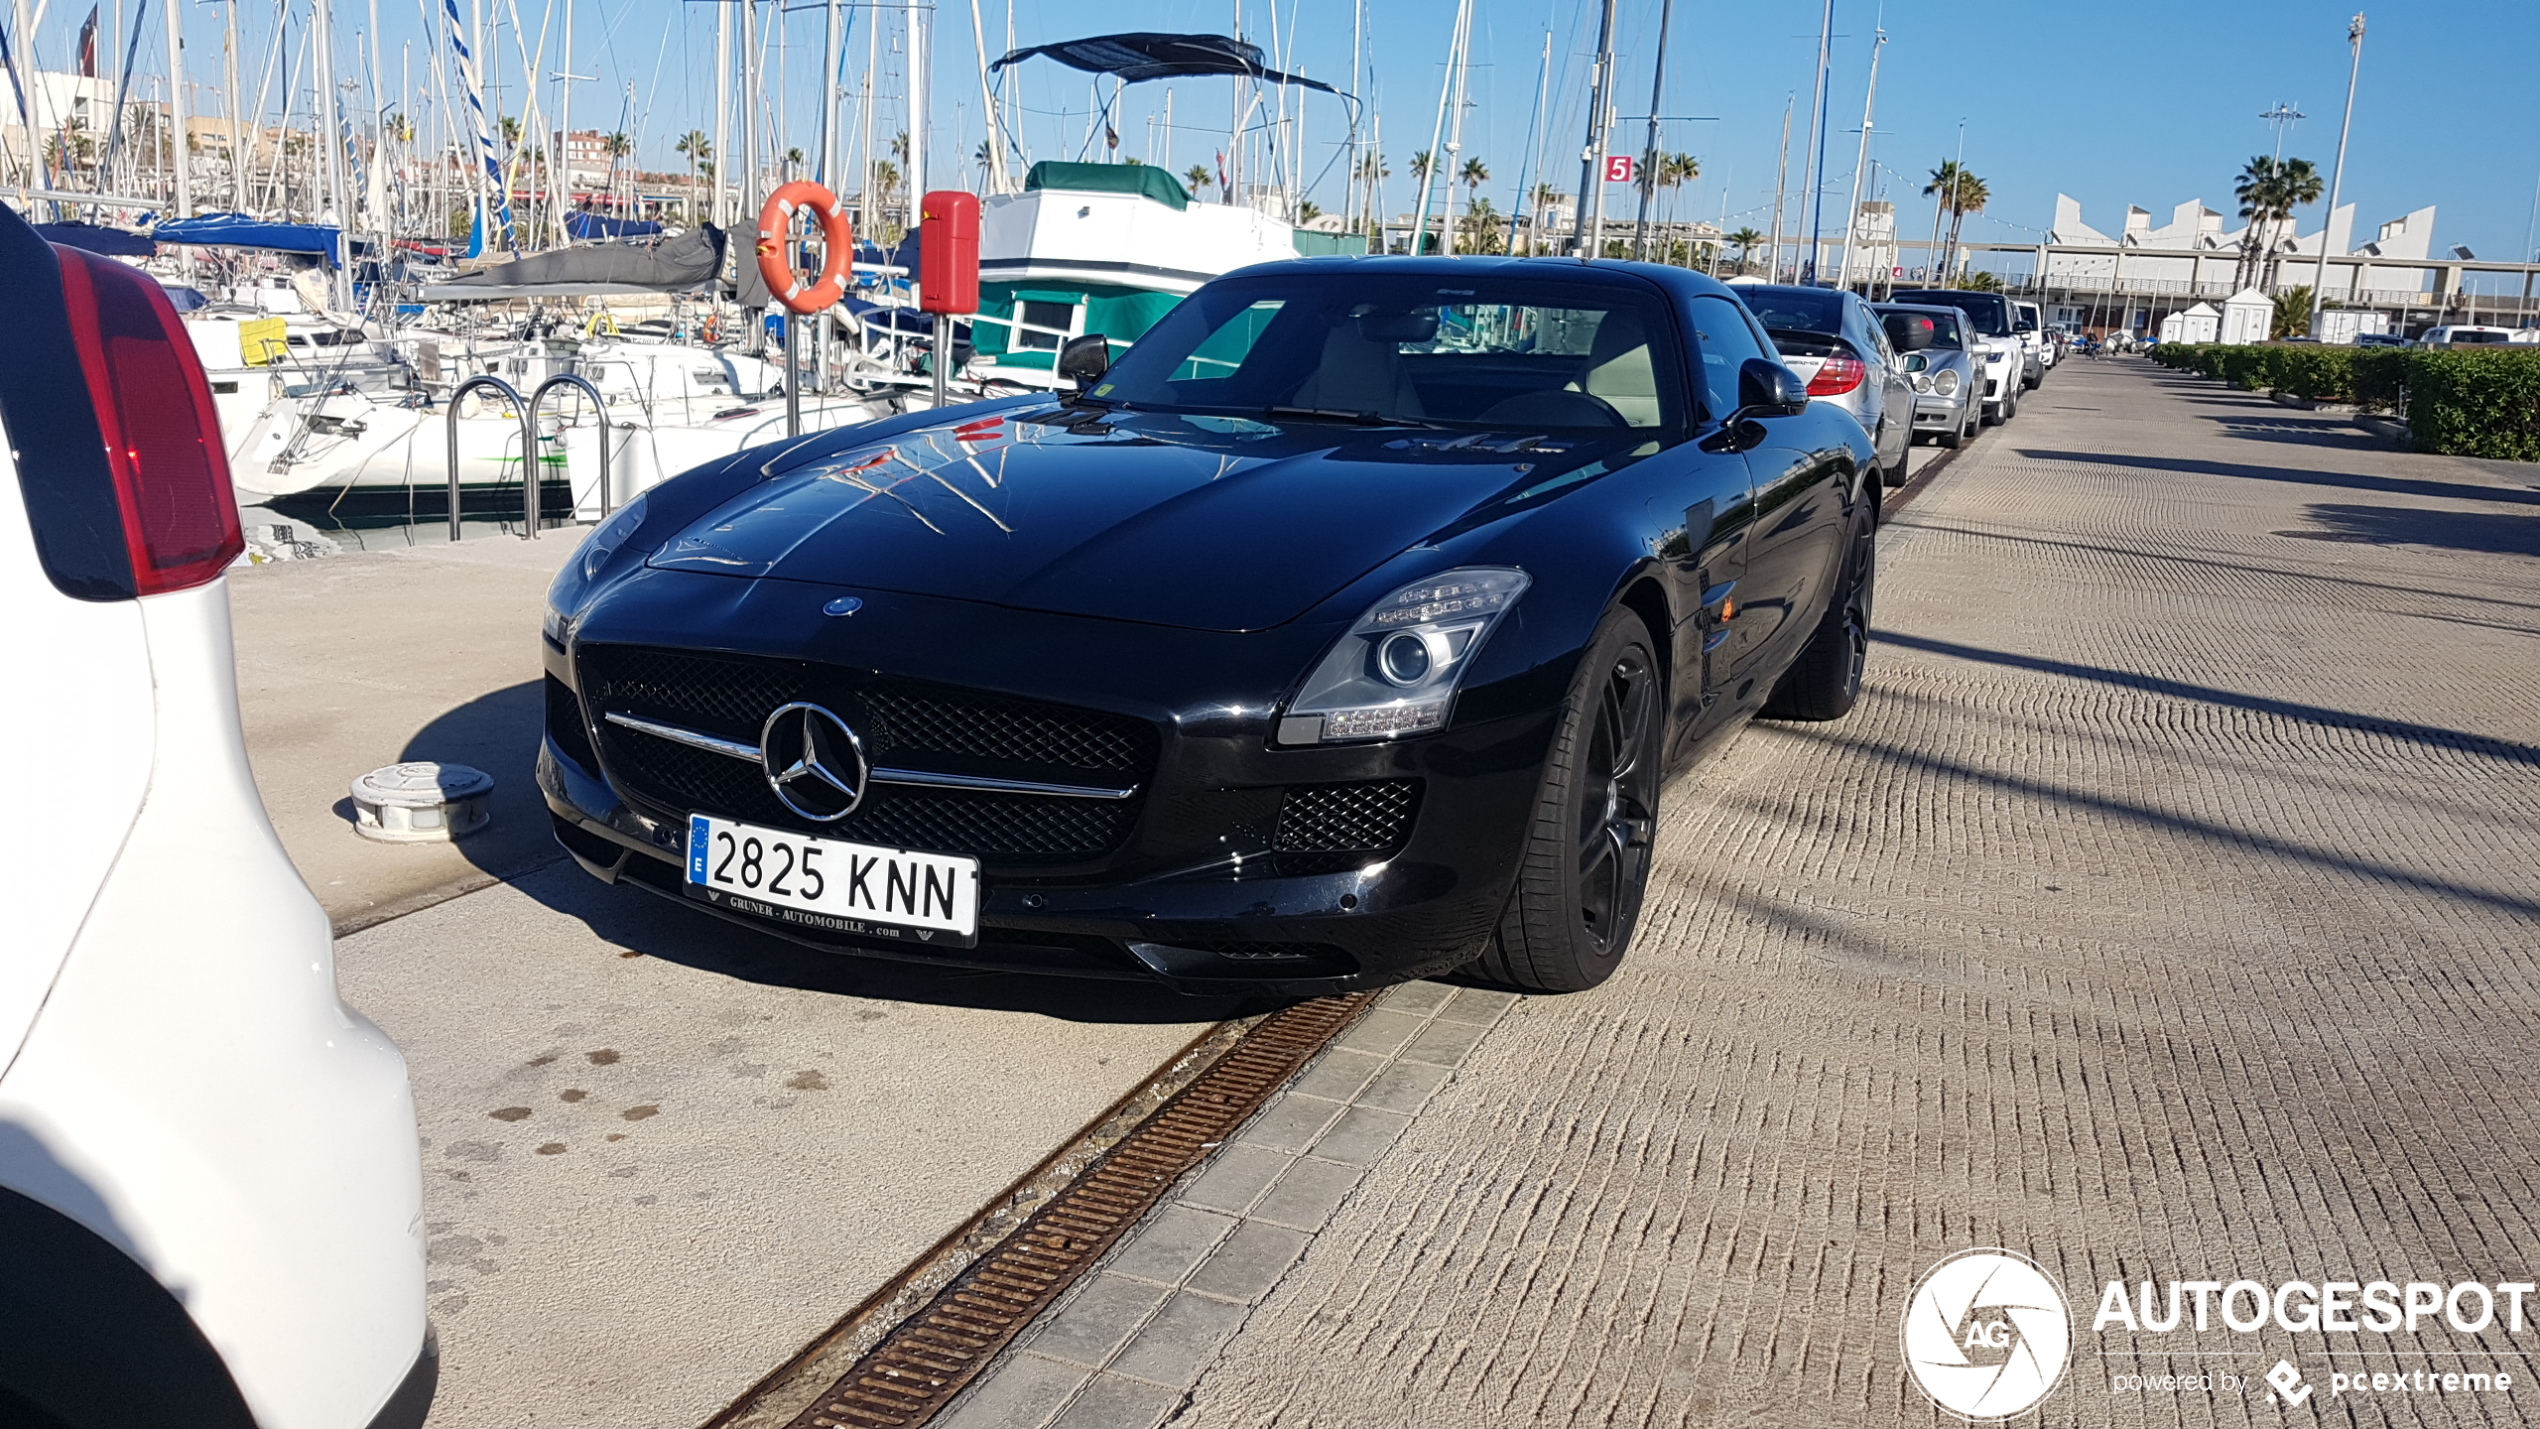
[947, 359, 2540, 1428]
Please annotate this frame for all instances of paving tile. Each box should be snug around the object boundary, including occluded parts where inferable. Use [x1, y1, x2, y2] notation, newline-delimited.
[1177, 1143, 1290, 1216]
[1397, 1015, 1490, 1068]
[1104, 1204, 1237, 1287]
[1231, 1092, 1344, 1154]
[1185, 1220, 1312, 1304]
[1047, 1370, 1182, 1429]
[1025, 1273, 1169, 1369]
[1377, 980, 1455, 1015]
[1353, 1059, 1453, 1114]
[1107, 1292, 1252, 1389]
[1285, 1046, 1386, 1103]
[1332, 1007, 1425, 1056]
[1307, 1104, 1413, 1168]
[1248, 1157, 1366, 1233]
[935, 1351, 1088, 1429]
[1435, 985, 1519, 1025]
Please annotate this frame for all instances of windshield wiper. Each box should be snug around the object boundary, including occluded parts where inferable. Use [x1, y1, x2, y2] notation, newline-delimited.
[1263, 406, 1437, 428]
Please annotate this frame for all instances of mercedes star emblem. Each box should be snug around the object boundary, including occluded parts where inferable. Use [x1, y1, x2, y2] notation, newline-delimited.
[758, 702, 869, 821]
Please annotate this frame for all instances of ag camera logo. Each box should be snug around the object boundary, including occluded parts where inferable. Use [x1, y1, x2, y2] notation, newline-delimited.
[1903, 1249, 2072, 1419]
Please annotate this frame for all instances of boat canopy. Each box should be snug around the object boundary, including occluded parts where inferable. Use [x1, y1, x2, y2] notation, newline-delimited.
[420, 224, 728, 301]
[33, 220, 155, 257]
[991, 32, 1342, 97]
[1024, 161, 1189, 211]
[565, 212, 665, 241]
[155, 213, 344, 264]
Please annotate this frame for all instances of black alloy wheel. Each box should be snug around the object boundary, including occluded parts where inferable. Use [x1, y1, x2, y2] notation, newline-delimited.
[1475, 609, 1662, 993]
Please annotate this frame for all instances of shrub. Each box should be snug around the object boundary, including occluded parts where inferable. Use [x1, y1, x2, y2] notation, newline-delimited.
[2351, 348, 2410, 414]
[2404, 349, 2540, 460]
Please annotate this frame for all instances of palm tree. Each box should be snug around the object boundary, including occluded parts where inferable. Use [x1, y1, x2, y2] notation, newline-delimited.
[1727, 225, 1766, 274]
[1657, 153, 1700, 260]
[1184, 163, 1213, 199]
[1459, 156, 1489, 207]
[1354, 150, 1390, 239]
[1460, 196, 1504, 255]
[1926, 166, 1988, 285]
[1297, 198, 1323, 226]
[2233, 155, 2324, 292]
[676, 130, 709, 222]
[1526, 180, 1561, 256]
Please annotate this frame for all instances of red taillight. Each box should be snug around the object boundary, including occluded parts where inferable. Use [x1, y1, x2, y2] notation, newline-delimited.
[53, 247, 244, 595]
[1805, 354, 1866, 396]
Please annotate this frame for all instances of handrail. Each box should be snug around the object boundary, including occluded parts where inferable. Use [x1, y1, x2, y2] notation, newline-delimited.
[445, 374, 536, 542]
[531, 373, 614, 521]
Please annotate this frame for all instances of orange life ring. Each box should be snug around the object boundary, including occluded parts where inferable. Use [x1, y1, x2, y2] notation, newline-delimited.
[756, 182, 854, 315]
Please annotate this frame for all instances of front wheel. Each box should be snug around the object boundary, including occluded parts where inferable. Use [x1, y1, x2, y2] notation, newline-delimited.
[1472, 609, 1663, 994]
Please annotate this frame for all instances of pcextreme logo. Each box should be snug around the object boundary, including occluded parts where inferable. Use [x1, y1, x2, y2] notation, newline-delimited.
[1902, 1249, 2074, 1420]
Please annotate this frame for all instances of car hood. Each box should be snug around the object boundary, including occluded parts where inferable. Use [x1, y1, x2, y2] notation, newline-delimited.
[646, 406, 1635, 632]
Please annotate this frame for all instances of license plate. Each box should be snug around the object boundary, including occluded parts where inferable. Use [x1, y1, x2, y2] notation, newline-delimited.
[685, 814, 980, 947]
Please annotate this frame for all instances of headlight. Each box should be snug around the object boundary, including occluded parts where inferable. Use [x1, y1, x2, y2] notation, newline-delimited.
[1984, 348, 2008, 365]
[542, 604, 575, 646]
[1279, 568, 1530, 744]
[579, 492, 650, 582]
[1933, 369, 1962, 396]
[1910, 372, 1934, 394]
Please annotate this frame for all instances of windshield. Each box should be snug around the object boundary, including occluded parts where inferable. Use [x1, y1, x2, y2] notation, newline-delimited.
[2448, 329, 2510, 344]
[1742, 288, 1848, 338]
[1087, 273, 1684, 431]
[1892, 291, 2013, 337]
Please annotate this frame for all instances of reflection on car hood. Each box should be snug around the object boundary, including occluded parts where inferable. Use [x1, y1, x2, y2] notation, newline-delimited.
[647, 405, 1633, 632]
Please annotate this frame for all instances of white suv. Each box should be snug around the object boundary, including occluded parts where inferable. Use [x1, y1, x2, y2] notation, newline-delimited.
[0, 207, 430, 1426]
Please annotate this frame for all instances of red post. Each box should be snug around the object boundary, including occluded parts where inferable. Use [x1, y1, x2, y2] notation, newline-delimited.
[919, 191, 982, 315]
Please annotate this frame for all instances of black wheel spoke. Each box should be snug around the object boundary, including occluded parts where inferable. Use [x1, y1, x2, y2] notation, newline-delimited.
[1574, 647, 1660, 954]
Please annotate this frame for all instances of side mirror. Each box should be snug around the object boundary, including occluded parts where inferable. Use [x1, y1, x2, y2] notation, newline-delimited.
[1734, 357, 1810, 419]
[1057, 333, 1112, 390]
[2015, 320, 2037, 333]
[1904, 352, 1929, 374]
[1883, 313, 1937, 352]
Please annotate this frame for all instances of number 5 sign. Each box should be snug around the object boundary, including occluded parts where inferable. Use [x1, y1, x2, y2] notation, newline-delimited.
[1604, 154, 1637, 185]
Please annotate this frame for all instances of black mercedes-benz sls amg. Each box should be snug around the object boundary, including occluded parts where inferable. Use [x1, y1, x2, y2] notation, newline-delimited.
[540, 257, 1877, 995]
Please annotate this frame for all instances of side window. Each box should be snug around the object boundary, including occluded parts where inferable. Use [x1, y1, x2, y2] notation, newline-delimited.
[1689, 296, 1769, 420]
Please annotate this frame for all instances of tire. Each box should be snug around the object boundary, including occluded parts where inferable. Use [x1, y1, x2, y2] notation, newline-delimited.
[1471, 608, 1663, 994]
[2001, 385, 2020, 421]
[1883, 445, 1911, 487]
[1938, 416, 1965, 449]
[1761, 495, 1875, 723]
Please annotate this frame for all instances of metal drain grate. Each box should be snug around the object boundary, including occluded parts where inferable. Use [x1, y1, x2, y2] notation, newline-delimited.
[779, 994, 1375, 1429]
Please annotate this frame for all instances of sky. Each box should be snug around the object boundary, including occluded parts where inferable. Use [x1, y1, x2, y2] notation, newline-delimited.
[32, 0, 2540, 268]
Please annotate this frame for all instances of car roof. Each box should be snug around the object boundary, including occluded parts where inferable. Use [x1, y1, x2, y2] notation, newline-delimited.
[1221, 254, 1742, 302]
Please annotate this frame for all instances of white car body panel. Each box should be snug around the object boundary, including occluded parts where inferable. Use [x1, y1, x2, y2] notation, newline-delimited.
[0, 447, 153, 1068]
[0, 401, 425, 1425]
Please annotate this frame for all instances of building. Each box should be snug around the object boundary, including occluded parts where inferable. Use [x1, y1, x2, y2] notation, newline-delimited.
[2042, 193, 2438, 301]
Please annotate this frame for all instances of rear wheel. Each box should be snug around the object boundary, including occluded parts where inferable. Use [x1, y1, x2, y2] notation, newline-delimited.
[1472, 609, 1662, 993]
[1762, 495, 1875, 723]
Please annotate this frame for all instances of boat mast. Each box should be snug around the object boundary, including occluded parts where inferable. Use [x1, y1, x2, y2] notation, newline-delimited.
[1571, 0, 1616, 258]
[166, 0, 190, 231]
[315, 0, 352, 304]
[1800, 0, 1831, 281]
[1836, 27, 1883, 291]
[1518, 28, 1549, 255]
[1438, 0, 1472, 254]
[1409, 0, 1463, 255]
[1629, 0, 1674, 260]
[1766, 92, 1790, 282]
[901, 0, 921, 224]
[712, 0, 728, 224]
[553, 0, 574, 246]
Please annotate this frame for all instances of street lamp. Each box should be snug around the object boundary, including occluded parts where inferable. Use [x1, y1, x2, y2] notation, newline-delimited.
[2308, 14, 2365, 337]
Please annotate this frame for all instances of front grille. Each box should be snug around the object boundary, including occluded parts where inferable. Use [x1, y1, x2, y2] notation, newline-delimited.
[545, 675, 598, 771]
[1276, 780, 1421, 854]
[1176, 941, 1350, 962]
[576, 644, 1157, 864]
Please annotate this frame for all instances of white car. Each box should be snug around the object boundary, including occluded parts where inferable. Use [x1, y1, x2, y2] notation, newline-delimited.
[0, 208, 430, 1425]
[2013, 300, 2050, 384]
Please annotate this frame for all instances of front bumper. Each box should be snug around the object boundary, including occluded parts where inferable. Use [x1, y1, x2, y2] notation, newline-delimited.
[539, 571, 1558, 996]
[1910, 389, 1970, 430]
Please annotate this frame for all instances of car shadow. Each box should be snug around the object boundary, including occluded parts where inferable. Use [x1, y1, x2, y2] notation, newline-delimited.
[2295, 502, 2540, 558]
[2015, 448, 2540, 508]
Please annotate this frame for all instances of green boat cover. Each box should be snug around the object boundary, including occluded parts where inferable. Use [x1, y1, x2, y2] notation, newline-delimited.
[1023, 161, 1189, 211]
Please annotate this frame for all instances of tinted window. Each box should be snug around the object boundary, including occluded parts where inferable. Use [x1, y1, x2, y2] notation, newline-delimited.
[1690, 296, 1770, 418]
[1093, 274, 1685, 430]
[1878, 308, 1966, 350]
[1891, 290, 2014, 337]
[1740, 288, 1849, 338]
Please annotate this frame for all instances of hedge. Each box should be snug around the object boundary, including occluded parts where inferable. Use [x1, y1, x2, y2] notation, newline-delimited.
[2147, 342, 2540, 459]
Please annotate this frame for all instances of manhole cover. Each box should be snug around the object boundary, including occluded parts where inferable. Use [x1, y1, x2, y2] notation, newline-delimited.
[2273, 529, 2380, 543]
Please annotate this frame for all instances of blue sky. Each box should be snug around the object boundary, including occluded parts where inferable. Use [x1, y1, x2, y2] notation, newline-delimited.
[50, 0, 2539, 262]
